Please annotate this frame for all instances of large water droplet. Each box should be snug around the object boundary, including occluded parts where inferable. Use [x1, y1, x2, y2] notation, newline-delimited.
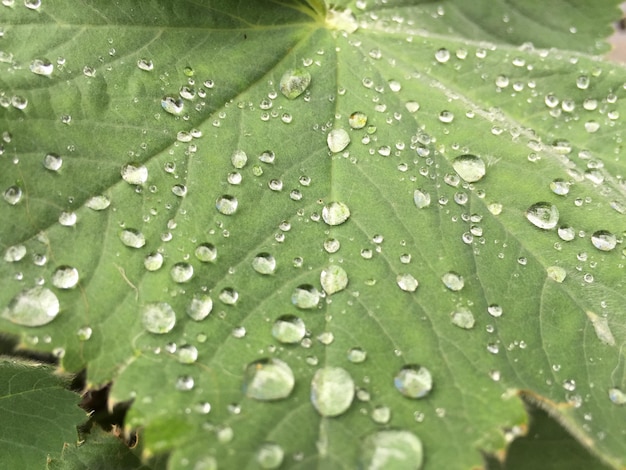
[243, 358, 295, 400]
[272, 315, 306, 344]
[396, 273, 418, 292]
[327, 129, 350, 153]
[171, 263, 193, 283]
[591, 230, 617, 252]
[320, 265, 348, 295]
[187, 294, 213, 321]
[216, 195, 238, 215]
[291, 284, 320, 309]
[256, 442, 284, 469]
[360, 430, 424, 470]
[310, 366, 355, 417]
[119, 229, 146, 248]
[30, 58, 54, 76]
[441, 272, 464, 291]
[525, 202, 559, 229]
[252, 253, 277, 275]
[3, 186, 23, 205]
[322, 201, 350, 226]
[195, 243, 217, 262]
[144, 252, 164, 271]
[177, 344, 199, 364]
[43, 153, 62, 171]
[394, 365, 433, 399]
[142, 302, 176, 334]
[4, 245, 26, 262]
[609, 388, 626, 405]
[121, 163, 148, 185]
[452, 154, 486, 183]
[450, 308, 475, 329]
[279, 68, 311, 99]
[85, 195, 110, 211]
[2, 287, 60, 326]
[51, 265, 79, 289]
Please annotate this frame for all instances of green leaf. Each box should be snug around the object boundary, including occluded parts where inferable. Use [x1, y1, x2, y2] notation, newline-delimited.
[1, 0, 625, 468]
[0, 358, 85, 468]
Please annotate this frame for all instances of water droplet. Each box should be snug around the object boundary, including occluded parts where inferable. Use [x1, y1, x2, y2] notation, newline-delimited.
[51, 265, 79, 289]
[30, 58, 53, 76]
[441, 272, 464, 291]
[327, 129, 350, 153]
[144, 252, 164, 271]
[279, 68, 311, 99]
[171, 184, 187, 197]
[549, 179, 570, 195]
[405, 101, 420, 113]
[586, 311, 615, 346]
[310, 366, 355, 417]
[231, 149, 248, 169]
[187, 294, 213, 321]
[256, 442, 284, 469]
[324, 238, 341, 253]
[272, 315, 306, 344]
[320, 265, 348, 295]
[525, 202, 559, 230]
[370, 405, 391, 424]
[243, 358, 295, 401]
[349, 111, 368, 129]
[175, 375, 195, 391]
[137, 58, 153, 71]
[291, 284, 320, 309]
[547, 265, 566, 283]
[4, 186, 23, 205]
[41, 152, 63, 172]
[121, 163, 148, 185]
[161, 96, 184, 115]
[452, 154, 486, 183]
[219, 287, 239, 305]
[487, 304, 503, 318]
[360, 430, 423, 470]
[4, 245, 26, 262]
[58, 211, 77, 227]
[119, 229, 146, 248]
[394, 365, 433, 399]
[85, 195, 110, 211]
[591, 230, 617, 252]
[195, 243, 217, 262]
[557, 226, 575, 241]
[24, 0, 42, 11]
[450, 308, 475, 329]
[609, 388, 626, 405]
[2, 287, 60, 327]
[252, 253, 276, 275]
[347, 347, 367, 363]
[435, 48, 450, 63]
[76, 326, 93, 341]
[396, 273, 418, 292]
[142, 302, 176, 334]
[170, 263, 193, 283]
[216, 195, 238, 215]
[177, 344, 199, 364]
[413, 189, 431, 209]
[322, 201, 350, 226]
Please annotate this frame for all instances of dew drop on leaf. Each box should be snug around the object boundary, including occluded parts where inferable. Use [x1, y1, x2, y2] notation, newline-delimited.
[394, 365, 433, 399]
[252, 253, 276, 275]
[243, 358, 295, 401]
[360, 430, 424, 470]
[487, 304, 503, 318]
[322, 201, 350, 226]
[256, 442, 284, 469]
[186, 294, 213, 321]
[76, 326, 93, 341]
[4, 244, 26, 262]
[161, 96, 184, 115]
[525, 202, 559, 230]
[177, 344, 199, 364]
[3, 185, 23, 205]
[609, 388, 626, 405]
[119, 229, 146, 248]
[327, 129, 350, 153]
[58, 211, 77, 227]
[175, 375, 195, 391]
[435, 48, 450, 63]
[121, 163, 148, 185]
[279, 68, 311, 99]
[348, 111, 368, 129]
[371, 405, 391, 424]
[310, 366, 355, 417]
[272, 315, 306, 344]
[441, 272, 464, 291]
[413, 189, 431, 209]
[557, 226, 575, 241]
[195, 243, 217, 262]
[231, 149, 248, 169]
[43, 152, 62, 171]
[85, 195, 110, 211]
[219, 287, 239, 305]
[136, 58, 153, 71]
[452, 154, 486, 183]
[2, 286, 60, 327]
[586, 311, 616, 346]
[320, 265, 348, 295]
[30, 58, 53, 76]
[450, 308, 475, 329]
[51, 265, 79, 289]
[144, 252, 164, 271]
[216, 195, 238, 215]
[547, 266, 567, 283]
[396, 273, 418, 292]
[142, 302, 176, 334]
[291, 284, 320, 309]
[347, 347, 367, 363]
[591, 230, 617, 252]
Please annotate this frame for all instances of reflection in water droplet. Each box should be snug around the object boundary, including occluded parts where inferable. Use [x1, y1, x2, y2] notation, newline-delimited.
[452, 154, 486, 183]
[121, 163, 148, 185]
[195, 243, 217, 262]
[231, 149, 248, 169]
[216, 195, 238, 215]
[187, 294, 213, 321]
[243, 358, 295, 401]
[396, 273, 418, 292]
[450, 308, 475, 329]
[327, 129, 350, 153]
[310, 366, 355, 417]
[144, 252, 164, 271]
[291, 284, 320, 309]
[51, 265, 79, 289]
[441, 272, 464, 291]
[252, 253, 277, 275]
[550, 179, 570, 195]
[272, 315, 306, 344]
[394, 365, 433, 399]
[413, 189, 431, 209]
[591, 230, 616, 252]
[322, 201, 350, 226]
[170, 263, 193, 283]
[526, 202, 559, 229]
[2, 287, 60, 326]
[256, 442, 284, 469]
[360, 430, 424, 470]
[609, 388, 626, 405]
[320, 265, 348, 295]
[141, 303, 176, 334]
[547, 266, 566, 283]
[349, 111, 368, 129]
[280, 68, 311, 99]
[557, 226, 575, 241]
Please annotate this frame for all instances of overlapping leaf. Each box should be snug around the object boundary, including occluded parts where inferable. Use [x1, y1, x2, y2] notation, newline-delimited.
[1, 0, 625, 468]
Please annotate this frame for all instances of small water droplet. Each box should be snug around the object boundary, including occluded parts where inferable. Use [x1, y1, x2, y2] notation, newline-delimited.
[549, 179, 570, 195]
[360, 430, 423, 470]
[76, 326, 92, 341]
[526, 202, 559, 229]
[219, 287, 239, 305]
[85, 195, 110, 211]
[161, 96, 184, 115]
[137, 58, 153, 71]
[586, 311, 615, 346]
[143, 252, 164, 271]
[58, 211, 77, 227]
[347, 347, 367, 363]
[51, 265, 79, 289]
[609, 388, 626, 405]
[322, 201, 350, 226]
[349, 111, 368, 129]
[231, 149, 248, 169]
[216, 195, 238, 215]
[320, 265, 348, 295]
[452, 154, 486, 183]
[41, 152, 62, 172]
[291, 284, 320, 309]
[30, 58, 54, 76]
[327, 129, 350, 153]
[591, 230, 616, 252]
[272, 315, 306, 344]
[121, 163, 148, 185]
[177, 344, 199, 364]
[413, 189, 431, 209]
[252, 253, 276, 275]
[310, 366, 355, 417]
[243, 358, 295, 400]
[142, 302, 176, 334]
[279, 68, 311, 99]
[396, 273, 418, 292]
[487, 304, 503, 318]
[195, 243, 217, 262]
[547, 265, 566, 283]
[175, 375, 195, 391]
[119, 229, 146, 248]
[4, 245, 26, 262]
[3, 186, 23, 205]
[441, 272, 464, 291]
[2, 287, 60, 326]
[435, 48, 450, 63]
[394, 365, 433, 399]
[187, 294, 213, 321]
[371, 405, 391, 424]
[256, 442, 284, 469]
[450, 308, 475, 329]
